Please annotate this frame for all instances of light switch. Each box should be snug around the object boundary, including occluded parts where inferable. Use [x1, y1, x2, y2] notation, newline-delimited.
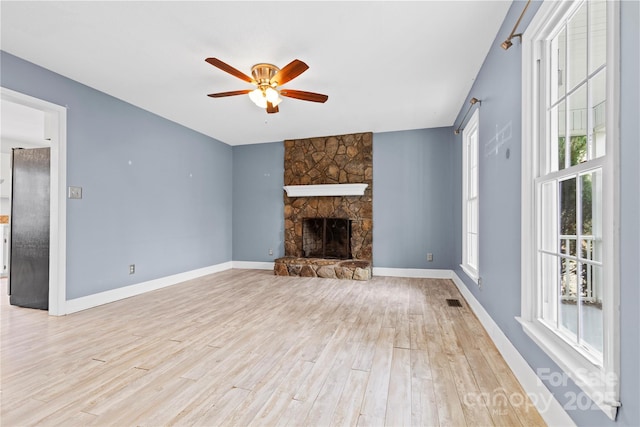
[68, 186, 82, 199]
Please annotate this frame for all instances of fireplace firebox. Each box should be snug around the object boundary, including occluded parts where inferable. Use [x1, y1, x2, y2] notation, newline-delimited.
[302, 218, 351, 259]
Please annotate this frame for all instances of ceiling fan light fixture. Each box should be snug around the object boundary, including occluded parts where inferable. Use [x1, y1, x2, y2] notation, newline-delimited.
[264, 87, 278, 102]
[265, 87, 282, 106]
[206, 57, 328, 113]
[249, 88, 268, 108]
[248, 86, 282, 109]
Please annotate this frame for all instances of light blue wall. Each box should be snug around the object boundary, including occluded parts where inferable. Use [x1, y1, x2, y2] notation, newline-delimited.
[373, 128, 455, 269]
[452, 1, 639, 425]
[232, 142, 284, 261]
[1, 51, 233, 299]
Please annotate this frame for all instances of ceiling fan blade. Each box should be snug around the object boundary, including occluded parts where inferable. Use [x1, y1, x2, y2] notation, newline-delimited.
[270, 60, 309, 86]
[266, 102, 279, 114]
[280, 89, 328, 103]
[205, 58, 254, 83]
[207, 90, 252, 98]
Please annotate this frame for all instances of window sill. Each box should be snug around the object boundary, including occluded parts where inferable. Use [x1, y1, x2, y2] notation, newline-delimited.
[516, 317, 620, 420]
[460, 264, 478, 283]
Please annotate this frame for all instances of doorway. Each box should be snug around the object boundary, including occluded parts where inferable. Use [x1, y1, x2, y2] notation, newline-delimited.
[1, 88, 67, 315]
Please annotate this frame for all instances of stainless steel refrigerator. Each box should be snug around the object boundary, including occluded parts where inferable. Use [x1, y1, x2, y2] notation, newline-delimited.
[9, 147, 50, 310]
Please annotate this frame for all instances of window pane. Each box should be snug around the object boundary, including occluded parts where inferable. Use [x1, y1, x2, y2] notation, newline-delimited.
[541, 253, 559, 324]
[580, 172, 593, 236]
[589, 0, 607, 74]
[591, 70, 606, 159]
[540, 181, 558, 252]
[580, 263, 603, 354]
[560, 178, 577, 256]
[567, 3, 587, 89]
[469, 199, 478, 234]
[470, 166, 478, 198]
[560, 257, 578, 338]
[581, 169, 602, 262]
[551, 27, 566, 103]
[554, 101, 566, 171]
[468, 232, 478, 269]
[561, 237, 577, 258]
[568, 85, 588, 166]
[470, 133, 478, 167]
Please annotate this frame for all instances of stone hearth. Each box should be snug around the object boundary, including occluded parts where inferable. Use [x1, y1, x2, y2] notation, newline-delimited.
[274, 257, 372, 281]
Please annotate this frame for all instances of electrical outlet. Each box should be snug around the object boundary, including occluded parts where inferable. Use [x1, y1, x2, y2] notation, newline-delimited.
[129, 264, 135, 275]
[427, 253, 433, 262]
[478, 276, 482, 289]
[268, 248, 273, 256]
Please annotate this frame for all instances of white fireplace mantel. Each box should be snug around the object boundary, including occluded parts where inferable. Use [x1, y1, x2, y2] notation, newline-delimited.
[283, 183, 368, 197]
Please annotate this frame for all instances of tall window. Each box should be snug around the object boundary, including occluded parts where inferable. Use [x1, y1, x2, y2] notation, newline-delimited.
[521, 0, 619, 419]
[462, 109, 479, 280]
[540, 0, 607, 363]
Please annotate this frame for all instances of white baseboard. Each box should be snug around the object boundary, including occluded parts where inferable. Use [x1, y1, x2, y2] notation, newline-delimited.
[449, 272, 575, 427]
[372, 267, 453, 279]
[232, 261, 274, 270]
[64, 261, 233, 314]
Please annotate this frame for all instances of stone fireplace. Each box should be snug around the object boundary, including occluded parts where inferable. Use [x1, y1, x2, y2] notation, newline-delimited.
[274, 132, 373, 280]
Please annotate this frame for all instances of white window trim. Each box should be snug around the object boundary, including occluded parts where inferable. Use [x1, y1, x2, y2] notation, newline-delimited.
[461, 108, 479, 281]
[519, 0, 621, 420]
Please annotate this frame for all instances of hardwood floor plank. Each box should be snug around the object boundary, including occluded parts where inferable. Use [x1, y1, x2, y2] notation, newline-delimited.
[385, 347, 412, 426]
[329, 369, 369, 427]
[448, 353, 495, 426]
[186, 386, 251, 426]
[429, 350, 468, 426]
[219, 337, 315, 426]
[247, 360, 315, 427]
[351, 313, 383, 372]
[408, 314, 428, 351]
[410, 349, 439, 427]
[359, 327, 395, 424]
[466, 347, 545, 426]
[293, 324, 350, 402]
[394, 308, 411, 349]
[302, 340, 360, 426]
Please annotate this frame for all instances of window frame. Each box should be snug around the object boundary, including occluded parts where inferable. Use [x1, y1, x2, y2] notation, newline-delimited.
[461, 108, 480, 281]
[519, 0, 620, 420]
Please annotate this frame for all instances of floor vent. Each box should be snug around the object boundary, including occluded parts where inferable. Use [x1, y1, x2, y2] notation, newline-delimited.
[446, 298, 463, 307]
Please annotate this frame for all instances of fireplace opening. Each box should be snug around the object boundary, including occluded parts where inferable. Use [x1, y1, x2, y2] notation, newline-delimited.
[302, 218, 351, 259]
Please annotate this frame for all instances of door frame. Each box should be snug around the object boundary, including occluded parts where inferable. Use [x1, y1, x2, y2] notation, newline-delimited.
[2, 87, 67, 315]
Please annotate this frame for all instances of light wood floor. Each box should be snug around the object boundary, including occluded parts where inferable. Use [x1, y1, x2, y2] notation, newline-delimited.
[1, 270, 546, 426]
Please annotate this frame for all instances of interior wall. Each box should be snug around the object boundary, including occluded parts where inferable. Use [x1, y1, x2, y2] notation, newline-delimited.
[373, 128, 455, 269]
[232, 142, 284, 262]
[617, 2, 640, 426]
[0, 51, 233, 300]
[451, 1, 639, 425]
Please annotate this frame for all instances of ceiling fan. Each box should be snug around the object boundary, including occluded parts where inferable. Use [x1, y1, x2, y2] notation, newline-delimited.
[205, 57, 328, 114]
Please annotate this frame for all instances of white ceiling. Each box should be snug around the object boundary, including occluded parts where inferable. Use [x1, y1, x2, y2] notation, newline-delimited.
[0, 1, 511, 146]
